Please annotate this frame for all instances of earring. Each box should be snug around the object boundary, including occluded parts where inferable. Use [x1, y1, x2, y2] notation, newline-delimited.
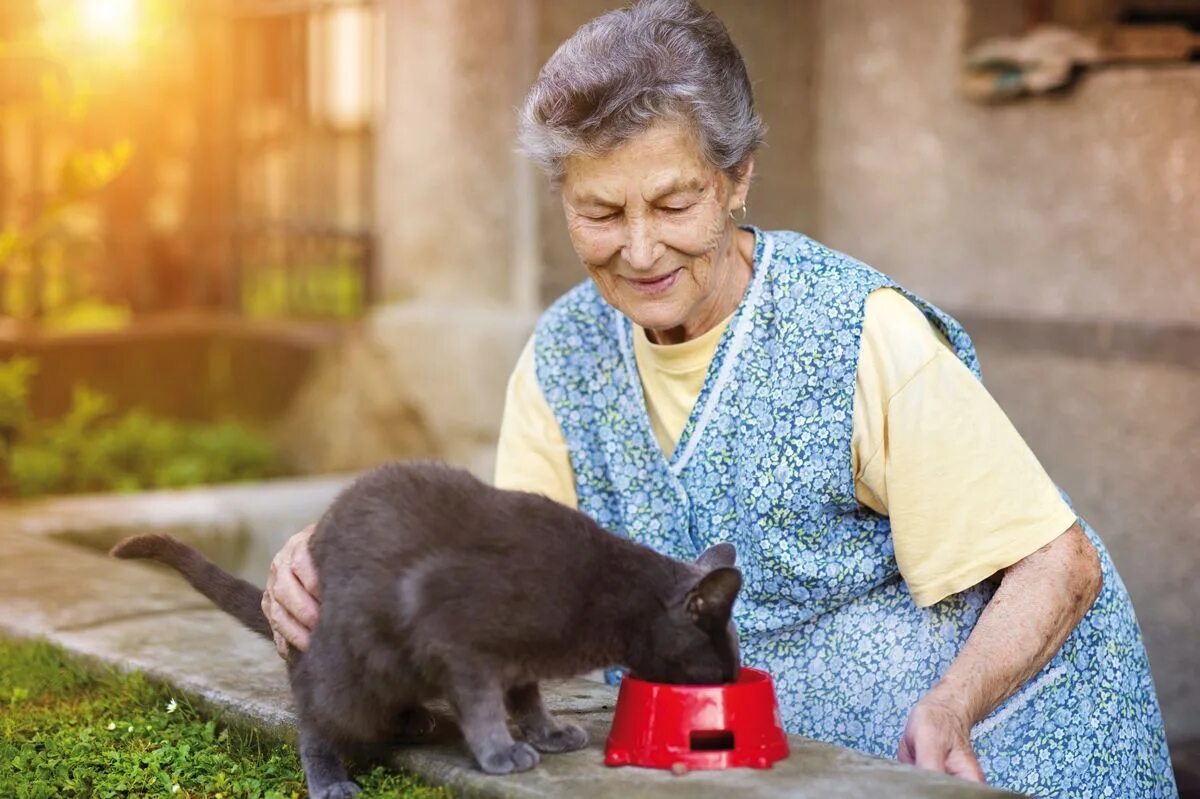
[729, 202, 748, 222]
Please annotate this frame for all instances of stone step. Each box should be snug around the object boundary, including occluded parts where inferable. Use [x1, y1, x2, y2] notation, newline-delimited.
[0, 475, 352, 581]
[0, 530, 1011, 798]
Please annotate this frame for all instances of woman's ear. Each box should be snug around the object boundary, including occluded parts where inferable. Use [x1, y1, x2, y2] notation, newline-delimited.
[739, 155, 756, 186]
[730, 156, 755, 210]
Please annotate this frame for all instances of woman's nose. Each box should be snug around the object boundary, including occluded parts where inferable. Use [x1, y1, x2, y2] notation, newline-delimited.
[622, 217, 664, 271]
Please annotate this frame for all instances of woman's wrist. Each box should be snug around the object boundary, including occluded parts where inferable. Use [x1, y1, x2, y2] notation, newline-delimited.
[919, 675, 987, 728]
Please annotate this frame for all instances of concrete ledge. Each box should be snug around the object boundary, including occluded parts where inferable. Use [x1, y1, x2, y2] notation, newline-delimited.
[0, 475, 352, 581]
[0, 313, 345, 425]
[0, 530, 1012, 797]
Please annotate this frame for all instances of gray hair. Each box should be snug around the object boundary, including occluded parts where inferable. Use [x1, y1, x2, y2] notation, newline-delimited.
[519, 0, 765, 186]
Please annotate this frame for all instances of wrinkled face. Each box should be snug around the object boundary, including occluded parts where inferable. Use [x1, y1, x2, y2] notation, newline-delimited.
[561, 121, 753, 344]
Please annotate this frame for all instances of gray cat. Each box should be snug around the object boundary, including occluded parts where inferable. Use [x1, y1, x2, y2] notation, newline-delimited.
[111, 460, 741, 799]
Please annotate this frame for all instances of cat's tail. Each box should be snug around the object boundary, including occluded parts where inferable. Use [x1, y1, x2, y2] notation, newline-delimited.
[111, 534, 273, 641]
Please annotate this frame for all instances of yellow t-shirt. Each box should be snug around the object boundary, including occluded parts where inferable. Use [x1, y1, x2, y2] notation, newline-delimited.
[494, 288, 1077, 607]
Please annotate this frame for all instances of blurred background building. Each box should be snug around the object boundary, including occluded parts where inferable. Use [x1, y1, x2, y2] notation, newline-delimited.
[0, 0, 378, 323]
[1, 0, 1197, 781]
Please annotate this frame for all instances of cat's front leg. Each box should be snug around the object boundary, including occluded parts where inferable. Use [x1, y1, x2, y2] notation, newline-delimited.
[506, 682, 589, 753]
[447, 670, 540, 774]
[298, 723, 360, 799]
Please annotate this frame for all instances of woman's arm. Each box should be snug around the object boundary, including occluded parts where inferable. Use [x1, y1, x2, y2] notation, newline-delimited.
[898, 522, 1102, 781]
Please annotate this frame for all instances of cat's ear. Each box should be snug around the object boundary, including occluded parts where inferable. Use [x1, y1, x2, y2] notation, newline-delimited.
[685, 567, 742, 629]
[695, 542, 736, 569]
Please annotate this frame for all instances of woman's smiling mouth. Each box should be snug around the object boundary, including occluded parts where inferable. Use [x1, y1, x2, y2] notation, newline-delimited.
[625, 268, 682, 296]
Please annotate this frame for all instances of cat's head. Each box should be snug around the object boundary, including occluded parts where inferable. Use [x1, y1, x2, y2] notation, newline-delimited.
[630, 542, 742, 685]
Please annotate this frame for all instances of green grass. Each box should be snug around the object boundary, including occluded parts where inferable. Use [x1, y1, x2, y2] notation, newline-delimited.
[0, 638, 450, 799]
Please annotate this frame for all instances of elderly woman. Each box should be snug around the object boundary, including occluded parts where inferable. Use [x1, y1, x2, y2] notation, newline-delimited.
[262, 1, 1176, 795]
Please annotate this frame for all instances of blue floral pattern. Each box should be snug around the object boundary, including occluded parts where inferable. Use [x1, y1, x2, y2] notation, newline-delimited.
[534, 228, 1176, 797]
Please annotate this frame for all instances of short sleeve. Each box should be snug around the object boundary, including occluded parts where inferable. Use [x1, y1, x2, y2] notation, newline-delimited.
[852, 291, 1078, 607]
[493, 335, 580, 509]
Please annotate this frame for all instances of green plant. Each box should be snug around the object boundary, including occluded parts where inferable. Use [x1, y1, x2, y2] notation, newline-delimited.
[241, 261, 365, 320]
[1, 11, 138, 327]
[0, 637, 449, 798]
[0, 357, 38, 448]
[0, 138, 135, 324]
[0, 0, 141, 326]
[0, 358, 282, 498]
[39, 299, 133, 334]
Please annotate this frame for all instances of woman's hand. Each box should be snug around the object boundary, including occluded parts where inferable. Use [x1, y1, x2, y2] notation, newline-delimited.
[262, 523, 321, 657]
[898, 697, 985, 782]
[899, 522, 1101, 782]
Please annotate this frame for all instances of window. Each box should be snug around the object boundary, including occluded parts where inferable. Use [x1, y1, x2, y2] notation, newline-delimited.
[224, 0, 382, 318]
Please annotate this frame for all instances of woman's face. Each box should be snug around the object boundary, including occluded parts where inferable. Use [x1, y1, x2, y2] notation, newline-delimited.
[561, 121, 753, 344]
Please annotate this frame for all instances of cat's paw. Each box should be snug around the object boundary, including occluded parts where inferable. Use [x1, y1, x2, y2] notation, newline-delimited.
[312, 781, 360, 799]
[478, 741, 540, 774]
[526, 722, 588, 753]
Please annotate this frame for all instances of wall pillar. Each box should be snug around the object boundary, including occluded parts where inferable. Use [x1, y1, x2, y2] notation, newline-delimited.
[375, 0, 541, 309]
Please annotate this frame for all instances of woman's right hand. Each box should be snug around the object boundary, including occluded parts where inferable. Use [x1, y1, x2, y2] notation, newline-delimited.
[262, 523, 321, 658]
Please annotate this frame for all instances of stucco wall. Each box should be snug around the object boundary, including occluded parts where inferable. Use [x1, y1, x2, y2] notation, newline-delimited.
[813, 0, 1200, 324]
[376, 0, 538, 307]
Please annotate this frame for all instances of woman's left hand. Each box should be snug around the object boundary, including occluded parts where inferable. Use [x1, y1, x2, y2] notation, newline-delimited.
[897, 698, 986, 783]
[895, 522, 1100, 784]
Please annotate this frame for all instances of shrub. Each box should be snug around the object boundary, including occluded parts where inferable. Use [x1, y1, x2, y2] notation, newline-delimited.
[0, 356, 38, 445]
[0, 358, 282, 498]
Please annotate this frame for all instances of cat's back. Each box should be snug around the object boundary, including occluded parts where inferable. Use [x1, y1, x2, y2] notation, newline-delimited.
[310, 460, 592, 575]
[314, 461, 477, 554]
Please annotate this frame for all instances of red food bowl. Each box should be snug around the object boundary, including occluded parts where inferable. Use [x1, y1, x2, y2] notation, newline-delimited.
[604, 667, 789, 771]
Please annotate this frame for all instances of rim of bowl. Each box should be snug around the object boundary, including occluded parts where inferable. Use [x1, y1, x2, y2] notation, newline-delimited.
[621, 666, 770, 691]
